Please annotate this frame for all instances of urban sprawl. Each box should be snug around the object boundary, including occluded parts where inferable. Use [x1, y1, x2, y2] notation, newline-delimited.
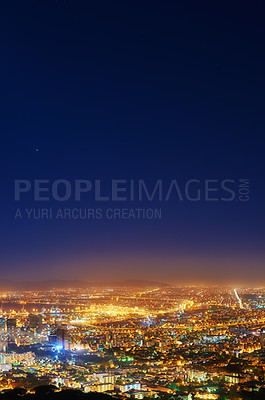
[0, 286, 265, 399]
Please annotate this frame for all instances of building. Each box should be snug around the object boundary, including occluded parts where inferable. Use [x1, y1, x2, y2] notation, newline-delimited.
[49, 328, 70, 350]
[93, 383, 114, 392]
[0, 318, 6, 331]
[29, 314, 43, 333]
[260, 328, 265, 349]
[119, 382, 141, 392]
[0, 364, 12, 372]
[93, 373, 115, 384]
[0, 352, 34, 365]
[6, 318, 17, 333]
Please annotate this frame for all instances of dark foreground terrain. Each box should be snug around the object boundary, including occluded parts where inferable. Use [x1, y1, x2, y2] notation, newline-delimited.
[0, 386, 111, 400]
[1, 386, 265, 400]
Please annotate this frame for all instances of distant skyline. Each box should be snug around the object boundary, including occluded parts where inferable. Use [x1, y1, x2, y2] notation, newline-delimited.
[1, 1, 265, 282]
[1, 252, 264, 286]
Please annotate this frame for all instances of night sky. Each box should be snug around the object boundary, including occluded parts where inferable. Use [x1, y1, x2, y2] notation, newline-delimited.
[1, 1, 265, 284]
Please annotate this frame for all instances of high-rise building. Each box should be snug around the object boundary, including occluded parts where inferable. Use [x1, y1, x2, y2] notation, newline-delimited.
[6, 318, 16, 333]
[29, 314, 43, 333]
[56, 328, 69, 350]
[260, 328, 265, 350]
[49, 328, 69, 350]
[0, 318, 6, 331]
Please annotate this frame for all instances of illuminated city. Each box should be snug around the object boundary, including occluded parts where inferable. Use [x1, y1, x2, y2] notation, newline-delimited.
[0, 284, 265, 398]
[2, 0, 265, 399]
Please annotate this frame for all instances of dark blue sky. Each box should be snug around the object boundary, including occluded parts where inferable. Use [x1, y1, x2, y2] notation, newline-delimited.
[1, 1, 265, 283]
